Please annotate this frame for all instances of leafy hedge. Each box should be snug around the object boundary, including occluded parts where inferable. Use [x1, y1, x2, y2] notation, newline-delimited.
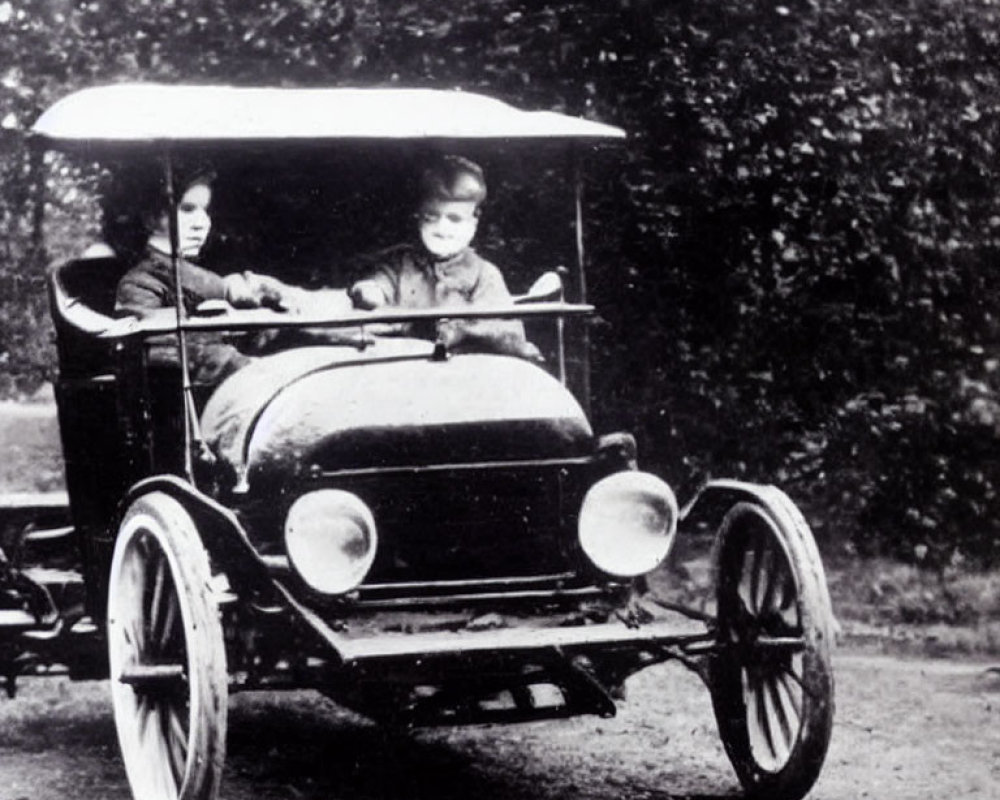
[2, 0, 1000, 565]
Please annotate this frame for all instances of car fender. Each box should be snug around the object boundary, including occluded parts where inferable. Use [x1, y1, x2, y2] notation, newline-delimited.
[679, 478, 836, 637]
[119, 475, 272, 599]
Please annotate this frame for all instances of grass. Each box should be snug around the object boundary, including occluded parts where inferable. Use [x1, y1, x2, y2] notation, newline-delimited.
[824, 554, 1000, 657]
[0, 398, 65, 493]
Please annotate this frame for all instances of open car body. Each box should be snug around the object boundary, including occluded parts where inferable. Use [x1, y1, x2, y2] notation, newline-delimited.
[1, 84, 835, 800]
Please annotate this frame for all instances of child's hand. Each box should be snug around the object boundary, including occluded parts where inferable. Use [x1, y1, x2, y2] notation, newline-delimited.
[435, 319, 462, 347]
[226, 271, 306, 312]
[223, 272, 257, 308]
[349, 280, 387, 310]
[245, 272, 295, 310]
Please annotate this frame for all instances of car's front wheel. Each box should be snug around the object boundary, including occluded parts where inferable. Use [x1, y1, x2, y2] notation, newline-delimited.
[709, 499, 834, 800]
[108, 491, 227, 800]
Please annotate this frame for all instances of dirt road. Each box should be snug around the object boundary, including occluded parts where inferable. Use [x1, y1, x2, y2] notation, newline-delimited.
[1, 651, 997, 800]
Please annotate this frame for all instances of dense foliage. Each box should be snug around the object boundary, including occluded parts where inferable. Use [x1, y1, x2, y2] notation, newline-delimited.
[2, 0, 1000, 565]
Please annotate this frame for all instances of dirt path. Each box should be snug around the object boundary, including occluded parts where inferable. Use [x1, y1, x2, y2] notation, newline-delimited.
[1, 651, 997, 800]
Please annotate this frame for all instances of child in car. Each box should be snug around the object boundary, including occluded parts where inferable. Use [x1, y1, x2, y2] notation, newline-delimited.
[348, 155, 538, 358]
[108, 166, 306, 385]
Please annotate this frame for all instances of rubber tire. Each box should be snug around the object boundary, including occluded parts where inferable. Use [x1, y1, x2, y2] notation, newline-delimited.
[108, 491, 227, 800]
[709, 500, 834, 800]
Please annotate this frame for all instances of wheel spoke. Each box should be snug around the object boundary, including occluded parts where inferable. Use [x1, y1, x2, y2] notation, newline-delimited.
[775, 570, 799, 631]
[165, 704, 188, 787]
[776, 668, 803, 727]
[747, 531, 766, 614]
[780, 654, 821, 703]
[122, 554, 147, 651]
[151, 704, 180, 799]
[766, 675, 794, 752]
[759, 546, 784, 616]
[133, 697, 159, 800]
[135, 535, 157, 588]
[742, 669, 757, 733]
[779, 667, 802, 720]
[776, 567, 796, 611]
[159, 592, 180, 653]
[755, 680, 779, 763]
[757, 539, 778, 613]
[765, 679, 793, 767]
[744, 671, 778, 768]
[168, 703, 188, 753]
[728, 593, 756, 644]
[136, 695, 154, 752]
[147, 552, 167, 654]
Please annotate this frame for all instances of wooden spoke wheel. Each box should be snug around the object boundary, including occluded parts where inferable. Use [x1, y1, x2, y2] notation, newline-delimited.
[709, 500, 834, 800]
[108, 492, 227, 800]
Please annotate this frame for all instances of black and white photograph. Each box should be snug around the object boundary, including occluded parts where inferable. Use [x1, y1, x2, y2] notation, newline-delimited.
[0, 2, 997, 798]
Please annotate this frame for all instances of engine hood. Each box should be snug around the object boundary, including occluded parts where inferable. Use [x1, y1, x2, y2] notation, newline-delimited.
[201, 341, 593, 491]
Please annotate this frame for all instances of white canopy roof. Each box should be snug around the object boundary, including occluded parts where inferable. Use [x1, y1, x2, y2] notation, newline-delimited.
[32, 84, 626, 147]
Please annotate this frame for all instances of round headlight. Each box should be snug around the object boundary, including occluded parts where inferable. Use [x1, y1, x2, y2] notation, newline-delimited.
[284, 490, 377, 595]
[578, 471, 678, 577]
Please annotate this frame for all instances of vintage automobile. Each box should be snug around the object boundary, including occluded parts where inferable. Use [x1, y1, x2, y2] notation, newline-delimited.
[0, 84, 834, 800]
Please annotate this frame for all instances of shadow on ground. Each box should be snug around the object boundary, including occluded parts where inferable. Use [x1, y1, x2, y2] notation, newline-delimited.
[226, 688, 738, 800]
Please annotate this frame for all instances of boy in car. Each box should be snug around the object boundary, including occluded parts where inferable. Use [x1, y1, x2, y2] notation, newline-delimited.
[348, 155, 538, 358]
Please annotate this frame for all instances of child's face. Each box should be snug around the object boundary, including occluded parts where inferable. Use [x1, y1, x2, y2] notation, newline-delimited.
[417, 198, 479, 259]
[153, 180, 212, 257]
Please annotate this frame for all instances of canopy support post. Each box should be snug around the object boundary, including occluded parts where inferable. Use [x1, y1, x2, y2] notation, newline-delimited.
[573, 150, 587, 304]
[571, 146, 591, 415]
[163, 154, 203, 485]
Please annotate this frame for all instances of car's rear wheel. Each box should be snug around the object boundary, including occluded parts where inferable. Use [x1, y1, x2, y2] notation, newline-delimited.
[709, 500, 834, 800]
[108, 491, 227, 800]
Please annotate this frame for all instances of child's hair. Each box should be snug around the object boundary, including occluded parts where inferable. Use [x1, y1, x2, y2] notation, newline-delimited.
[100, 162, 214, 265]
[418, 155, 487, 209]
